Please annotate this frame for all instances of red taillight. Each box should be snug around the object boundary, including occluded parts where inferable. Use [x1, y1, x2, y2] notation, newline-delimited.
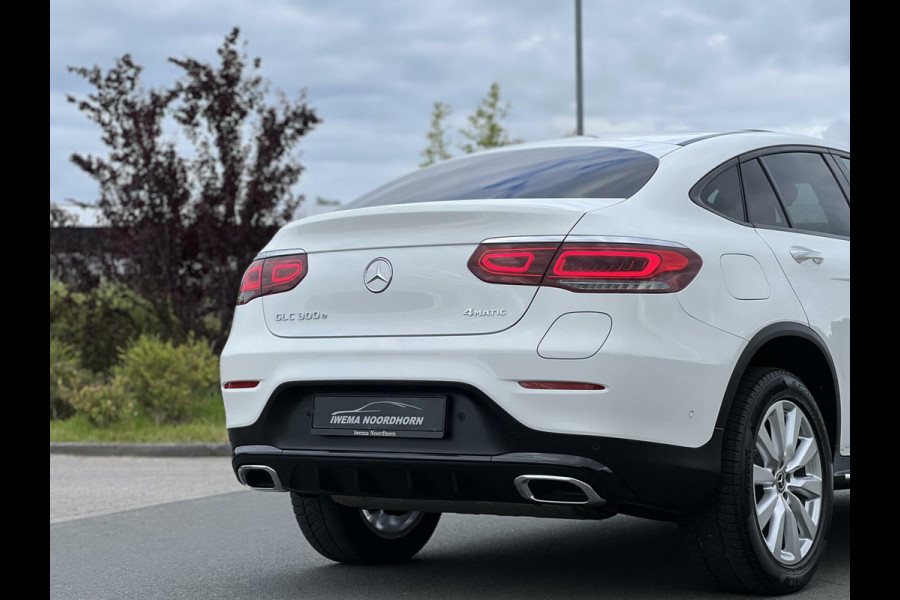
[552, 249, 664, 278]
[223, 380, 260, 389]
[467, 243, 559, 285]
[238, 259, 265, 305]
[468, 241, 701, 293]
[481, 251, 535, 273]
[237, 253, 308, 305]
[519, 381, 606, 390]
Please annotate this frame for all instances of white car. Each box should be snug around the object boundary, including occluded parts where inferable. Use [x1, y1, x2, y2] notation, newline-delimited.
[221, 131, 849, 594]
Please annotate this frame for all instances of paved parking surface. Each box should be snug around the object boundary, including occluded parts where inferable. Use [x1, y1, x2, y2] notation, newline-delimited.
[49, 456, 850, 599]
[50, 455, 242, 523]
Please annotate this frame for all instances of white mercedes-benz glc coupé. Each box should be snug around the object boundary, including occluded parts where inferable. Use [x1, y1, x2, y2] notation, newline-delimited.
[221, 130, 849, 594]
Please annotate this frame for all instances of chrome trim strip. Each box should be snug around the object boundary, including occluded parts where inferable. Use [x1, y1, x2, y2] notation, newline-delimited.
[236, 465, 285, 492]
[513, 474, 605, 507]
[563, 235, 688, 248]
[255, 248, 307, 260]
[480, 236, 566, 244]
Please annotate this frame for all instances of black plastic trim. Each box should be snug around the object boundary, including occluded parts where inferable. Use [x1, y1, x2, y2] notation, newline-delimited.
[833, 454, 850, 490]
[823, 152, 851, 197]
[715, 322, 842, 458]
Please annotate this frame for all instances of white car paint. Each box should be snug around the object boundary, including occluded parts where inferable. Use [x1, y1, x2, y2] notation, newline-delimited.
[221, 131, 849, 455]
[755, 228, 850, 455]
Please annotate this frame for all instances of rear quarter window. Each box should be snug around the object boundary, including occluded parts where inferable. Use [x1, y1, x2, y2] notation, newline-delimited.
[347, 147, 660, 209]
[696, 165, 745, 222]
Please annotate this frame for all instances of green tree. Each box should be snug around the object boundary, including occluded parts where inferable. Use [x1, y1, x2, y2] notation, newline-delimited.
[60, 28, 320, 344]
[459, 83, 521, 154]
[419, 101, 453, 167]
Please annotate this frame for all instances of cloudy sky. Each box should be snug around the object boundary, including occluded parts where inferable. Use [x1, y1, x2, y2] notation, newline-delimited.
[50, 0, 850, 216]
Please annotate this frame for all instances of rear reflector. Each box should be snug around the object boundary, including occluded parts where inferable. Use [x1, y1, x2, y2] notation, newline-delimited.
[238, 252, 308, 305]
[519, 381, 606, 390]
[469, 240, 701, 293]
[223, 381, 260, 389]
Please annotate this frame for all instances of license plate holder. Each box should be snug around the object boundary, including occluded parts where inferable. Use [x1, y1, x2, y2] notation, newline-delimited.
[311, 395, 447, 438]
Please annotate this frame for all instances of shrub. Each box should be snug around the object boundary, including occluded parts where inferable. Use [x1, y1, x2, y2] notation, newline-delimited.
[68, 378, 131, 427]
[50, 338, 87, 420]
[50, 278, 180, 373]
[115, 335, 219, 424]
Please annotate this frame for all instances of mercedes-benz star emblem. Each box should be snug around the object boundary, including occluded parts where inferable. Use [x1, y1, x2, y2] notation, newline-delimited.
[364, 258, 393, 293]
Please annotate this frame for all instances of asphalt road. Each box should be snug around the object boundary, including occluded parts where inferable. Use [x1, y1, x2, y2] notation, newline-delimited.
[50, 458, 850, 600]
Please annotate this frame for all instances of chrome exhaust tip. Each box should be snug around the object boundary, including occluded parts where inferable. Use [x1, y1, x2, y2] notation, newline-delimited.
[237, 465, 284, 492]
[514, 474, 604, 507]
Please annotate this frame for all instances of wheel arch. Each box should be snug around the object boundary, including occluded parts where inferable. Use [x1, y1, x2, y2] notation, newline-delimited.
[716, 322, 840, 458]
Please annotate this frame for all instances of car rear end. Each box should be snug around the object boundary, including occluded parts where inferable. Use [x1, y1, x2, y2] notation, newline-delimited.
[221, 142, 745, 518]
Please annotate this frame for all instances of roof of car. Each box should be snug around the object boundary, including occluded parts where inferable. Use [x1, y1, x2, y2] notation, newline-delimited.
[477, 130, 849, 159]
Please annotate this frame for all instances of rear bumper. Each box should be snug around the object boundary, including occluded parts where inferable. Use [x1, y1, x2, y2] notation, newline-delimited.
[228, 381, 723, 516]
[231, 430, 722, 517]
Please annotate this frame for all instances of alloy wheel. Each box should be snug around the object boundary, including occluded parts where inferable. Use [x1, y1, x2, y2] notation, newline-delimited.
[360, 509, 425, 539]
[753, 399, 824, 565]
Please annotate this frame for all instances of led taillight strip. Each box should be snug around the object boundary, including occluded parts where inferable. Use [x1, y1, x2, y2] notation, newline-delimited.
[237, 251, 309, 305]
[468, 237, 702, 293]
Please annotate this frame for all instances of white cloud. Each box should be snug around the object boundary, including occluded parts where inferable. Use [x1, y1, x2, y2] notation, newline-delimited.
[514, 34, 545, 53]
[50, 0, 850, 208]
[707, 33, 729, 47]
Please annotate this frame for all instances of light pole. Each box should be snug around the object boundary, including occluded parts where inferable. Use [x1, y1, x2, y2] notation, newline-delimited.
[575, 0, 584, 135]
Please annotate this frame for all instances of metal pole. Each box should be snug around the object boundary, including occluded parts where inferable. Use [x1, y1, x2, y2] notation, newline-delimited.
[575, 0, 584, 135]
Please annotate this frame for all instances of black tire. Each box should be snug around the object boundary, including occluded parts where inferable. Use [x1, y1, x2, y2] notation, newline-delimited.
[681, 368, 834, 595]
[290, 493, 441, 564]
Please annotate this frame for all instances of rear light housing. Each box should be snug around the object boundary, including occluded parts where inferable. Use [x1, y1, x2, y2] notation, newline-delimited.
[237, 252, 308, 305]
[467, 243, 560, 285]
[468, 239, 702, 293]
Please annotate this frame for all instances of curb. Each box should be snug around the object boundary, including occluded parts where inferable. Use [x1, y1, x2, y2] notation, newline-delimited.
[49, 442, 232, 457]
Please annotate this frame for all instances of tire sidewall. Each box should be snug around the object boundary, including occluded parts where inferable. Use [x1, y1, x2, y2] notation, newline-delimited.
[741, 371, 834, 584]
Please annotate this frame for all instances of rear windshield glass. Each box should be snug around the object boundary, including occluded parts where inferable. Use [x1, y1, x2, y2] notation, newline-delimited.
[347, 146, 660, 209]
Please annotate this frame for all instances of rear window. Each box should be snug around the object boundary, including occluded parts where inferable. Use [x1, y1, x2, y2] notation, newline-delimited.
[347, 147, 659, 209]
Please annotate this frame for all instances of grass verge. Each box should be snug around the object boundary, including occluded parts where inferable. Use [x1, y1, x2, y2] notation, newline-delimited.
[49, 393, 227, 443]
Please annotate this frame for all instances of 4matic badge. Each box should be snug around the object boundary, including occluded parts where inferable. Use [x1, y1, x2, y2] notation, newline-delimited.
[463, 308, 508, 317]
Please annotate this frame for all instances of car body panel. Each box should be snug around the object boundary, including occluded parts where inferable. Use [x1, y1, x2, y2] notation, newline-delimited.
[755, 228, 850, 455]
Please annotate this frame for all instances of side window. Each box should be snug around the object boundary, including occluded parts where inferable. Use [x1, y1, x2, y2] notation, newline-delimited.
[838, 156, 850, 180]
[740, 159, 787, 227]
[761, 152, 850, 237]
[698, 166, 744, 222]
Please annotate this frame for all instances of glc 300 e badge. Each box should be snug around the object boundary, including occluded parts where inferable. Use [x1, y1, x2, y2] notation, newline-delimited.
[364, 258, 393, 293]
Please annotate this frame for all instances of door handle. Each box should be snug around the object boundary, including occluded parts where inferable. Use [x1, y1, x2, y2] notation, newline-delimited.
[789, 246, 824, 265]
